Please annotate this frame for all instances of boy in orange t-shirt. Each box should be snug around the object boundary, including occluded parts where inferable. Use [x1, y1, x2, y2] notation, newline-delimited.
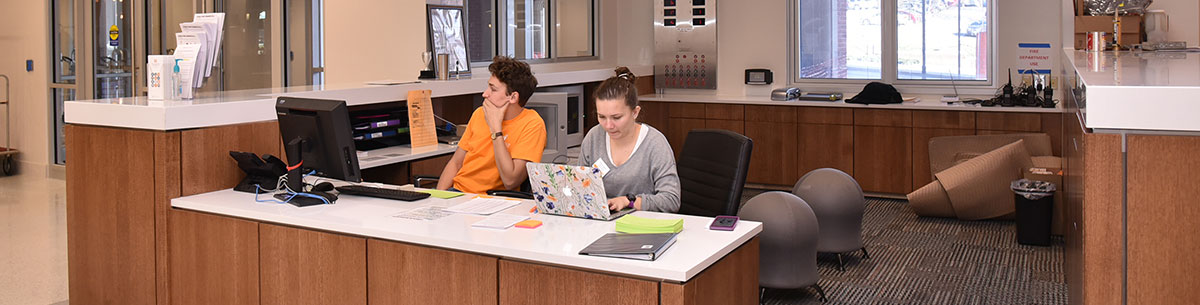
[437, 56, 546, 194]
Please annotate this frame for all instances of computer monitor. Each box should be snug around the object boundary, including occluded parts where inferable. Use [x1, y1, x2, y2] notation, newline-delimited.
[276, 97, 362, 189]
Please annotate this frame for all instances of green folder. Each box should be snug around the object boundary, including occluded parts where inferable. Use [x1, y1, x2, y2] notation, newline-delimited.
[615, 215, 683, 234]
[416, 189, 464, 199]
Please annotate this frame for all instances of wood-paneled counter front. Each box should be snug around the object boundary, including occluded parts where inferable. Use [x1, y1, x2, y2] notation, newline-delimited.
[169, 189, 762, 305]
[639, 95, 1062, 194]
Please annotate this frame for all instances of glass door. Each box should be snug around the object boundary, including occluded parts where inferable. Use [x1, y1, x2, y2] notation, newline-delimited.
[216, 0, 277, 90]
[93, 0, 136, 99]
[50, 0, 78, 165]
[165, 0, 281, 92]
[285, 0, 324, 87]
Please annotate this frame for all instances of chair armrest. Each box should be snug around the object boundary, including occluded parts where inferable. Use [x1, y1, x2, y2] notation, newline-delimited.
[486, 190, 535, 200]
[412, 175, 440, 189]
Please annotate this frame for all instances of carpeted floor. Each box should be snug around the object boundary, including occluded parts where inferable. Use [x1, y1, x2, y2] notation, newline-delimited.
[741, 191, 1067, 305]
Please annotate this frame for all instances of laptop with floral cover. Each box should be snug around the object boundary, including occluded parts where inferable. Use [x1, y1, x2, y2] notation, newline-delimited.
[525, 163, 634, 221]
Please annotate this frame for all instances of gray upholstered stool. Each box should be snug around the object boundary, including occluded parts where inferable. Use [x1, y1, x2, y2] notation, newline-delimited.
[738, 192, 827, 302]
[793, 168, 869, 271]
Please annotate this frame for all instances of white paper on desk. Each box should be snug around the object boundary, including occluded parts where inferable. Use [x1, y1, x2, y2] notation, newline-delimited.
[172, 43, 202, 98]
[393, 206, 454, 221]
[445, 197, 521, 215]
[175, 32, 207, 88]
[471, 214, 529, 229]
[180, 22, 216, 77]
[193, 13, 225, 66]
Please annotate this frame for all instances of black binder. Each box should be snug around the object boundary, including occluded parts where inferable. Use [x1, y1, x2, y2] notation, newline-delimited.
[578, 233, 678, 261]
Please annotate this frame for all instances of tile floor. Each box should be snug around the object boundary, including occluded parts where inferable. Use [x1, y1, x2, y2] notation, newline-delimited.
[0, 174, 69, 305]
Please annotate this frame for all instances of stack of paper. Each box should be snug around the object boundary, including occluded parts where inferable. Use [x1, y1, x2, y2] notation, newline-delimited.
[163, 13, 224, 99]
[445, 197, 520, 215]
[615, 215, 683, 234]
[470, 214, 530, 229]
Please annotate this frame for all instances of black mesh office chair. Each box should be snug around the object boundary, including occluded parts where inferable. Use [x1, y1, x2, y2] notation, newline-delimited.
[676, 129, 754, 217]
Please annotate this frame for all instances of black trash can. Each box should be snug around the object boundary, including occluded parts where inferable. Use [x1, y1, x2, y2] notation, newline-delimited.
[1011, 179, 1056, 246]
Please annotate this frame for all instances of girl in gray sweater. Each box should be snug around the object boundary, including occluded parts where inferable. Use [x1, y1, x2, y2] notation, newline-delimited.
[577, 68, 681, 213]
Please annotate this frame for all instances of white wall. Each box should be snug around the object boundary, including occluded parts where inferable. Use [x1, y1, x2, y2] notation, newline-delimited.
[0, 1, 51, 174]
[556, 0, 592, 57]
[324, 0, 427, 86]
[715, 0, 789, 96]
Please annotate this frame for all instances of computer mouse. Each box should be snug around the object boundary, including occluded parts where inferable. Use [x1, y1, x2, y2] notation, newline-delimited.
[309, 191, 337, 203]
[311, 182, 335, 192]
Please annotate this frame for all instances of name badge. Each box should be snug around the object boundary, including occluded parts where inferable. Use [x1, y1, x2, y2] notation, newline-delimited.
[592, 158, 611, 176]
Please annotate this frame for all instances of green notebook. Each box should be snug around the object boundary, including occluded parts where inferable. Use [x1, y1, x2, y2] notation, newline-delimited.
[615, 215, 683, 234]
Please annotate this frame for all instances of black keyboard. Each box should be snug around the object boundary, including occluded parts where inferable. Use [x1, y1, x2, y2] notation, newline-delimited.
[335, 185, 431, 201]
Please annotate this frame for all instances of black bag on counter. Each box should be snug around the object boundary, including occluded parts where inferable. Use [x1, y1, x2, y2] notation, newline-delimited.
[846, 82, 902, 105]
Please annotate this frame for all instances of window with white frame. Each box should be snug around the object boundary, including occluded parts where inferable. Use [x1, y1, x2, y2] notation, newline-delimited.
[794, 0, 990, 84]
[467, 0, 595, 64]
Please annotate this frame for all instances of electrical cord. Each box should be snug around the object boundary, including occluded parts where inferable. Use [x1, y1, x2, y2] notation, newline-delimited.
[259, 170, 332, 205]
[253, 184, 333, 205]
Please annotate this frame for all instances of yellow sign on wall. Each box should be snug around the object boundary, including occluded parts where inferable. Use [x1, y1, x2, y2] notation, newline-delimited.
[108, 25, 118, 40]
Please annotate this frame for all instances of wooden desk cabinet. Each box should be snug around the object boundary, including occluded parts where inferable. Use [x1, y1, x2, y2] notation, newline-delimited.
[640, 101, 1062, 195]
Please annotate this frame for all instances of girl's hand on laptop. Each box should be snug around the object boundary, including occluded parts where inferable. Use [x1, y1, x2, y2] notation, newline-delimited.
[608, 197, 631, 211]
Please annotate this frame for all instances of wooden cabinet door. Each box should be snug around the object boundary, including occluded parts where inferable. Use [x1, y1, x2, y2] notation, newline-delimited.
[976, 112, 1041, 132]
[797, 124, 854, 178]
[705, 119, 744, 134]
[368, 239, 498, 305]
[744, 121, 798, 185]
[705, 104, 744, 120]
[169, 209, 260, 305]
[1042, 113, 1064, 157]
[668, 118, 706, 157]
[744, 106, 798, 185]
[260, 223, 367, 305]
[912, 128, 975, 190]
[1126, 135, 1200, 304]
[853, 126, 912, 194]
[499, 260, 658, 305]
[638, 101, 671, 132]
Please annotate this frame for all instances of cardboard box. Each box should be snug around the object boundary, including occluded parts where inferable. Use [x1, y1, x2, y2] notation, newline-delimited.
[1074, 15, 1143, 49]
[1024, 167, 1064, 236]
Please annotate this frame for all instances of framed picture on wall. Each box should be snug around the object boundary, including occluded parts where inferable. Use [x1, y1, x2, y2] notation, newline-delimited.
[427, 5, 471, 77]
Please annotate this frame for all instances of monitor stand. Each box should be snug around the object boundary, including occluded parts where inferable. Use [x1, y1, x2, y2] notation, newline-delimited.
[285, 137, 306, 192]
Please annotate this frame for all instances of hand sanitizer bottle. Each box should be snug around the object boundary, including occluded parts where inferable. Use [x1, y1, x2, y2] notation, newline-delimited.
[173, 59, 189, 100]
